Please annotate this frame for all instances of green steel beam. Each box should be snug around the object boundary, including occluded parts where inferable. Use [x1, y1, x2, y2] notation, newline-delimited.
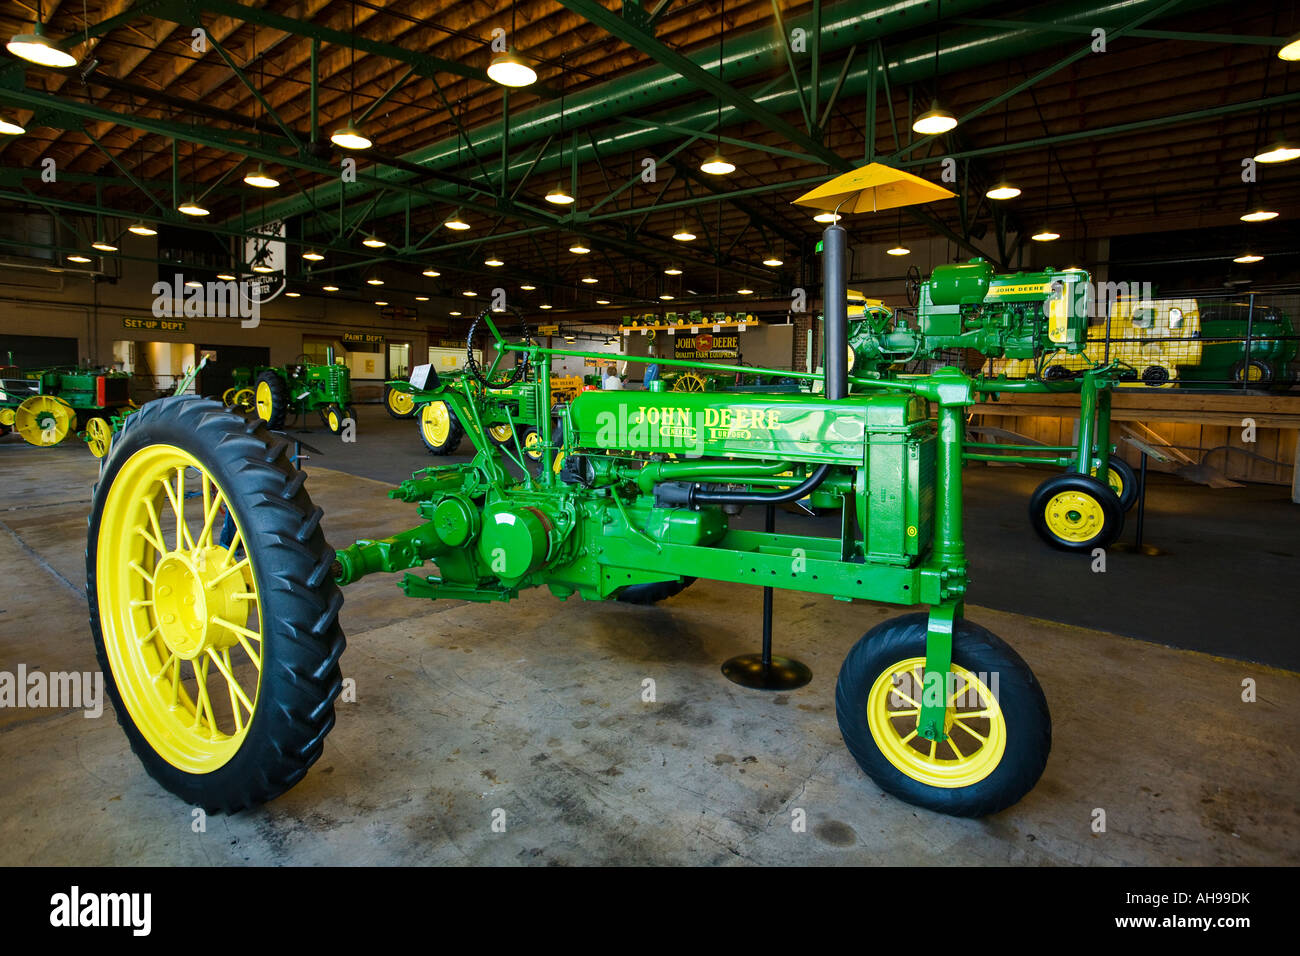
[357, 66, 418, 125]
[558, 0, 839, 166]
[207, 33, 303, 152]
[954, 18, 1286, 47]
[891, 0, 1187, 160]
[769, 0, 813, 133]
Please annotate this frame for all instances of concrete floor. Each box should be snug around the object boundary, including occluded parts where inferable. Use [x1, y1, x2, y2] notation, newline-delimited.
[1, 407, 1298, 865]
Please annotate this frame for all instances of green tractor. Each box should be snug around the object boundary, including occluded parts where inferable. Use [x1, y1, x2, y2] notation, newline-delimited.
[0, 358, 133, 457]
[1178, 301, 1298, 388]
[839, 260, 1135, 552]
[85, 188, 1062, 820]
[224, 350, 354, 435]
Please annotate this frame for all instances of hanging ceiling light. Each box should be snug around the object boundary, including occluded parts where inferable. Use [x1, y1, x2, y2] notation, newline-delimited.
[700, 150, 735, 176]
[736, 288, 753, 295]
[0, 114, 25, 135]
[66, 254, 92, 264]
[1233, 253, 1263, 263]
[484, 257, 504, 267]
[415, 295, 429, 302]
[243, 165, 280, 188]
[462, 290, 477, 297]
[184, 280, 204, 289]
[546, 184, 575, 205]
[7, 19, 77, 69]
[563, 334, 576, 343]
[664, 266, 683, 276]
[285, 291, 301, 298]
[596, 298, 610, 305]
[672, 224, 696, 241]
[539, 303, 553, 310]
[91, 239, 118, 252]
[659, 294, 675, 300]
[330, 123, 372, 150]
[302, 249, 325, 261]
[177, 197, 210, 216]
[520, 283, 537, 291]
[488, 50, 537, 87]
[813, 212, 840, 224]
[1254, 142, 1300, 164]
[762, 255, 783, 267]
[449, 310, 463, 317]
[366, 276, 384, 286]
[422, 268, 441, 277]
[216, 272, 237, 281]
[1240, 207, 1279, 222]
[913, 102, 958, 135]
[128, 222, 157, 236]
[252, 262, 274, 274]
[444, 211, 471, 230]
[322, 284, 340, 292]
[362, 235, 386, 248]
[986, 181, 1021, 200]
[1031, 228, 1060, 242]
[1279, 33, 1300, 61]
[581, 276, 598, 284]
[569, 241, 591, 254]
[886, 244, 910, 256]
[374, 300, 389, 306]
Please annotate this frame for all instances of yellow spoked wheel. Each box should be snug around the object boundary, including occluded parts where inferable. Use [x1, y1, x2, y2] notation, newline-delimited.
[230, 388, 255, 412]
[385, 384, 417, 419]
[672, 371, 707, 392]
[418, 401, 462, 454]
[487, 422, 515, 447]
[88, 396, 345, 811]
[522, 427, 543, 462]
[15, 394, 75, 446]
[866, 658, 1006, 788]
[0, 407, 15, 429]
[836, 612, 1050, 817]
[84, 416, 114, 458]
[1029, 472, 1123, 552]
[221, 387, 238, 407]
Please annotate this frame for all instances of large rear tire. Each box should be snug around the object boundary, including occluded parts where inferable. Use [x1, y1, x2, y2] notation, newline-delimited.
[86, 395, 345, 811]
[835, 612, 1050, 817]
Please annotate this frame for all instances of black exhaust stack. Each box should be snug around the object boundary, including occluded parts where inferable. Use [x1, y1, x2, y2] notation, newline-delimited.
[822, 224, 848, 400]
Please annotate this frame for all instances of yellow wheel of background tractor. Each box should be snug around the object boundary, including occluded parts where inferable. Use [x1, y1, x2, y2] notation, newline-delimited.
[384, 384, 417, 419]
[1029, 472, 1123, 551]
[84, 416, 114, 458]
[15, 395, 76, 447]
[221, 387, 238, 407]
[418, 401, 463, 454]
[88, 395, 345, 810]
[673, 371, 707, 392]
[231, 388, 255, 412]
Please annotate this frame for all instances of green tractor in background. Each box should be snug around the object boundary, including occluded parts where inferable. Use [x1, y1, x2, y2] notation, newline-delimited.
[0, 357, 133, 456]
[223, 350, 354, 435]
[1179, 301, 1298, 389]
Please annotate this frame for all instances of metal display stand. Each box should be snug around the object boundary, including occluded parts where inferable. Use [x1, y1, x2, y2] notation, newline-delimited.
[1109, 436, 1170, 556]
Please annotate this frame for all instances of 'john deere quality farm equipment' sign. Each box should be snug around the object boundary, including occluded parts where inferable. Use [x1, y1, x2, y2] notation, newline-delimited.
[675, 332, 738, 360]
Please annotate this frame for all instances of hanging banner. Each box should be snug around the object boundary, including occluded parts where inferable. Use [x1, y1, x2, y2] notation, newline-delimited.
[674, 332, 738, 360]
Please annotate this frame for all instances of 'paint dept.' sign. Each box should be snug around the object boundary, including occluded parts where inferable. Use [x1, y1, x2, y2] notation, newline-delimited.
[674, 332, 737, 360]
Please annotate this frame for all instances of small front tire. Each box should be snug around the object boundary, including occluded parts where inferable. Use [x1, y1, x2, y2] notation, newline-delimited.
[1029, 472, 1124, 551]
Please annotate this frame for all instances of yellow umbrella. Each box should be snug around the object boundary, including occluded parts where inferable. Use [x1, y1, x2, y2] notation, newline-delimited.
[793, 162, 955, 214]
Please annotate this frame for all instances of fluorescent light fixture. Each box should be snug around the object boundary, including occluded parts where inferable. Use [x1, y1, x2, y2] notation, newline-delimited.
[487, 50, 537, 87]
[330, 124, 372, 150]
[7, 23, 77, 68]
[128, 222, 157, 236]
[243, 166, 279, 188]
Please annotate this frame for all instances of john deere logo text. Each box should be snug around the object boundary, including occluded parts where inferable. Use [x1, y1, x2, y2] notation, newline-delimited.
[634, 406, 780, 430]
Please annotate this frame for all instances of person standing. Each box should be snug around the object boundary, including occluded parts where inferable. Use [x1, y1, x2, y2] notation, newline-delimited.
[602, 365, 623, 390]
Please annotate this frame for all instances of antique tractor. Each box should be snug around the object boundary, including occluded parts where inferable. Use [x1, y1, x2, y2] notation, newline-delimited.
[84, 213, 1054, 820]
[844, 260, 1135, 551]
[223, 351, 354, 435]
[0, 359, 132, 456]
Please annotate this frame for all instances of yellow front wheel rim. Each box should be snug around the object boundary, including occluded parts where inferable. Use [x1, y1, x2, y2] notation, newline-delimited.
[327, 409, 340, 432]
[1043, 490, 1105, 543]
[1105, 467, 1124, 499]
[15, 395, 75, 446]
[388, 388, 414, 415]
[867, 657, 1006, 788]
[421, 402, 450, 445]
[523, 430, 542, 460]
[85, 417, 113, 458]
[254, 381, 273, 421]
[489, 423, 514, 442]
[97, 445, 262, 773]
